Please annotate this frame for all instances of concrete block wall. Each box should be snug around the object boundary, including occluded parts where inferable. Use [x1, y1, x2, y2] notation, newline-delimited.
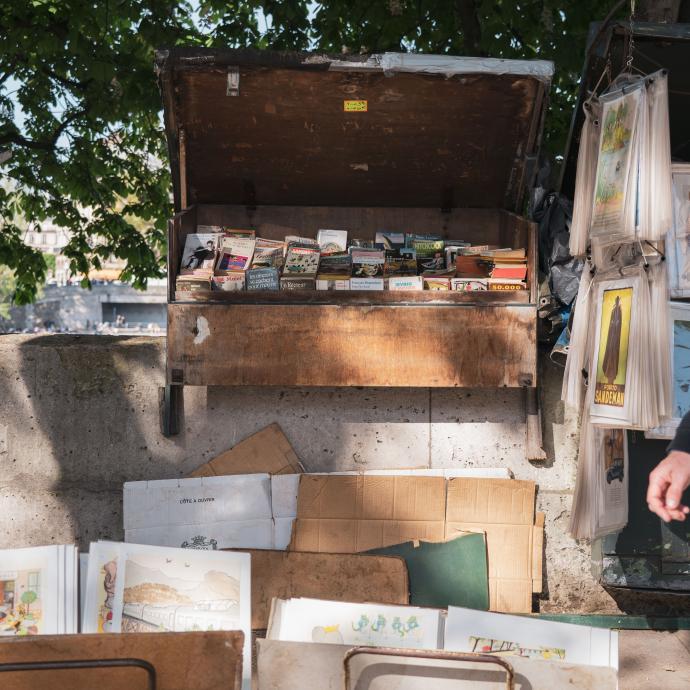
[0, 334, 672, 613]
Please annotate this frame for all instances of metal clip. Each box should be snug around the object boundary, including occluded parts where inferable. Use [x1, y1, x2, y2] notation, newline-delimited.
[227, 67, 240, 97]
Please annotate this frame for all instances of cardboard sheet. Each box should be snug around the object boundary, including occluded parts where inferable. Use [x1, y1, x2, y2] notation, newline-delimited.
[366, 534, 489, 610]
[124, 474, 275, 549]
[289, 475, 447, 552]
[231, 549, 409, 629]
[189, 423, 303, 477]
[444, 606, 618, 669]
[445, 478, 541, 613]
[289, 475, 543, 613]
[257, 639, 618, 690]
[267, 597, 443, 650]
[0, 631, 244, 690]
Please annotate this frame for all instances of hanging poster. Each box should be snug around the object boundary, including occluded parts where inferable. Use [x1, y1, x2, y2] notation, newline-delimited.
[591, 87, 642, 236]
[646, 302, 690, 439]
[594, 287, 633, 408]
[590, 273, 640, 425]
[593, 428, 628, 537]
[666, 164, 690, 297]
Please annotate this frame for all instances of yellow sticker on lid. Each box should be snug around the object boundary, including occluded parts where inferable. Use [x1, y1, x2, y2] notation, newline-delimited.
[344, 100, 368, 112]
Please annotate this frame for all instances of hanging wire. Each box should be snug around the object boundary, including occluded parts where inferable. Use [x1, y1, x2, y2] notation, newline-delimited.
[625, 0, 636, 73]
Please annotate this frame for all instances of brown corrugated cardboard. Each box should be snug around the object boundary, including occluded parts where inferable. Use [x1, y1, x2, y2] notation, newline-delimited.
[445, 478, 540, 613]
[289, 475, 543, 614]
[231, 549, 409, 629]
[189, 422, 303, 477]
[0, 631, 244, 690]
[289, 475, 446, 552]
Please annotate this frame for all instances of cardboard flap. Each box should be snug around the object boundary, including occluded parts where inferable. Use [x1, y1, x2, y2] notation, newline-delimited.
[232, 549, 409, 629]
[446, 478, 536, 524]
[189, 423, 303, 477]
[156, 49, 553, 212]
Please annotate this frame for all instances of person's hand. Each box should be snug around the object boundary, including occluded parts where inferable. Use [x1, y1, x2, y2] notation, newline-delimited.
[647, 450, 690, 522]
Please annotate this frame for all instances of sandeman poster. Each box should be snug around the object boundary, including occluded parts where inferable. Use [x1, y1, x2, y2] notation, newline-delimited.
[594, 287, 633, 407]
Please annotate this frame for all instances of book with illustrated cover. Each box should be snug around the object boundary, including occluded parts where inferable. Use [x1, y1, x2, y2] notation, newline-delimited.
[212, 274, 245, 291]
[216, 236, 256, 274]
[405, 233, 442, 247]
[0, 544, 78, 636]
[351, 249, 385, 278]
[317, 253, 352, 280]
[375, 232, 405, 251]
[246, 267, 280, 291]
[284, 245, 320, 275]
[388, 276, 424, 291]
[384, 248, 417, 276]
[350, 277, 384, 290]
[281, 276, 316, 290]
[83, 541, 252, 689]
[285, 235, 318, 248]
[317, 229, 348, 254]
[490, 262, 528, 280]
[251, 245, 284, 269]
[180, 233, 220, 276]
[413, 239, 445, 273]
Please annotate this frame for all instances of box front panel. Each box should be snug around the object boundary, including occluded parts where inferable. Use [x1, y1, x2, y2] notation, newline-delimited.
[167, 303, 536, 387]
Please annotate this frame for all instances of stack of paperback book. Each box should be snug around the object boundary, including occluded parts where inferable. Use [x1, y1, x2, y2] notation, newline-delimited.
[175, 225, 528, 295]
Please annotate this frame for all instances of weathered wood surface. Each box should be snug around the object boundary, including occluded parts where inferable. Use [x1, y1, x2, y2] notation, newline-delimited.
[159, 58, 546, 211]
[0, 632, 243, 690]
[167, 302, 536, 387]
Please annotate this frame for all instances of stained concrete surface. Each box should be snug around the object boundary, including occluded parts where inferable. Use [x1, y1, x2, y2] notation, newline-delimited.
[0, 333, 681, 614]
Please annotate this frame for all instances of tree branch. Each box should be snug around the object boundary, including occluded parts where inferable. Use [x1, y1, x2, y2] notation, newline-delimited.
[0, 107, 86, 151]
[455, 0, 484, 55]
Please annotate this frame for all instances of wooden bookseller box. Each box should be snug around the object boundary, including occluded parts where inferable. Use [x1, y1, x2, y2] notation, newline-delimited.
[157, 49, 553, 389]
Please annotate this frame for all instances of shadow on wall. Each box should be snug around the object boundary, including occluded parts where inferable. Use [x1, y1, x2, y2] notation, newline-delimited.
[2, 332, 530, 553]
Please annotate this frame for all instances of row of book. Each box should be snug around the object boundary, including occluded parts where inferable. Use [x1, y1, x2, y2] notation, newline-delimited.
[176, 227, 528, 293]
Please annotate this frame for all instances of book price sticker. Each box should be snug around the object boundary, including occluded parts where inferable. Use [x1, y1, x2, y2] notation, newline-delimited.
[344, 100, 368, 112]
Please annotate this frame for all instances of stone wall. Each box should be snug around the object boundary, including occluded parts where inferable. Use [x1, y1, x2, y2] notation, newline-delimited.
[0, 333, 678, 613]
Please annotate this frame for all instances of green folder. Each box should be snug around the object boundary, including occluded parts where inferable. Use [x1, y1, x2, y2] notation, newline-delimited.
[366, 533, 489, 610]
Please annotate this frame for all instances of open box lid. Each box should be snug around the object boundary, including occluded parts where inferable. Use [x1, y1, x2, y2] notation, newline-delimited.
[155, 49, 553, 213]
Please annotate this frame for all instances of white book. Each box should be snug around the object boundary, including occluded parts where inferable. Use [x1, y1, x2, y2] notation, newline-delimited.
[388, 276, 423, 291]
[267, 597, 443, 650]
[444, 606, 617, 668]
[0, 544, 78, 635]
[317, 229, 348, 254]
[350, 277, 384, 290]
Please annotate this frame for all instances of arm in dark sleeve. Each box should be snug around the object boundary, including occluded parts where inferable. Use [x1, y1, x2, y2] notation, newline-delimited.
[668, 410, 690, 453]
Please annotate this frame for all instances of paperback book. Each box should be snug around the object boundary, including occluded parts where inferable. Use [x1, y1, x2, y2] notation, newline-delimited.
[180, 234, 220, 276]
[281, 276, 316, 290]
[316, 229, 348, 254]
[283, 245, 320, 276]
[351, 249, 385, 278]
[212, 274, 245, 291]
[388, 276, 424, 291]
[316, 253, 352, 280]
[216, 236, 256, 274]
[350, 277, 384, 290]
[246, 267, 280, 291]
[384, 248, 417, 276]
[375, 232, 405, 251]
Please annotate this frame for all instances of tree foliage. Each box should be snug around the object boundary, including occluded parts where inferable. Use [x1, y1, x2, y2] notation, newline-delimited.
[1, 0, 623, 303]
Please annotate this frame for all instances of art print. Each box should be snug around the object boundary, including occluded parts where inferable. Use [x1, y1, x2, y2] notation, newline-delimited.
[594, 287, 633, 408]
[0, 567, 44, 635]
[469, 636, 566, 661]
[591, 88, 641, 234]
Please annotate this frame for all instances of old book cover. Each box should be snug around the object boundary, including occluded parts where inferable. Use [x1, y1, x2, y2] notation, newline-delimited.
[216, 236, 255, 274]
[375, 232, 405, 251]
[231, 549, 409, 630]
[246, 267, 280, 291]
[350, 277, 384, 290]
[423, 276, 451, 291]
[351, 249, 384, 278]
[283, 245, 320, 276]
[317, 229, 348, 254]
[280, 276, 316, 290]
[316, 253, 352, 279]
[212, 273, 245, 291]
[251, 245, 283, 269]
[179, 233, 220, 276]
[384, 248, 417, 276]
[451, 278, 488, 291]
[388, 276, 423, 291]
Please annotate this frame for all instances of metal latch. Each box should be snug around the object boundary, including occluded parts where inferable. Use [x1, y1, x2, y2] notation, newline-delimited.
[227, 67, 240, 96]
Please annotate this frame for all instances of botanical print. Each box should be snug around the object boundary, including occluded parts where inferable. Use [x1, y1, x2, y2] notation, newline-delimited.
[470, 636, 566, 661]
[120, 551, 242, 633]
[594, 287, 633, 407]
[673, 318, 690, 418]
[0, 568, 43, 635]
[591, 89, 640, 232]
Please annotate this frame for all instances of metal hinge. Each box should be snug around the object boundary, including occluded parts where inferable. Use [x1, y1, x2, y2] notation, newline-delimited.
[227, 67, 240, 96]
